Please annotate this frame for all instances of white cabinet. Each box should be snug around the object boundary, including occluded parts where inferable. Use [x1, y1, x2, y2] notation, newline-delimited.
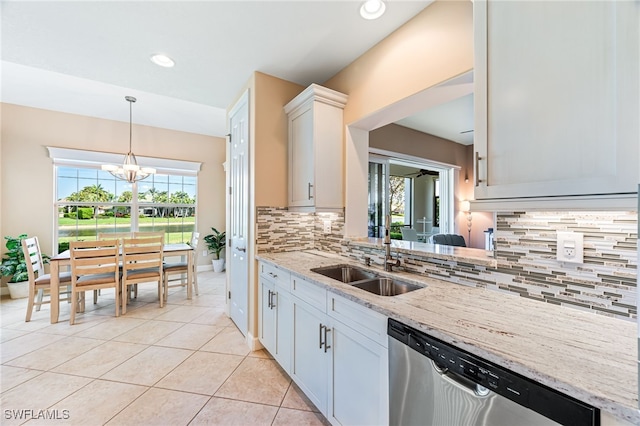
[259, 267, 390, 425]
[258, 262, 292, 373]
[284, 84, 348, 211]
[327, 293, 388, 426]
[291, 294, 330, 414]
[474, 0, 639, 201]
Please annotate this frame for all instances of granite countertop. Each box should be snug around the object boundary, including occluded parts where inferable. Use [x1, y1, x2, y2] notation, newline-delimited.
[256, 250, 639, 424]
[345, 237, 498, 267]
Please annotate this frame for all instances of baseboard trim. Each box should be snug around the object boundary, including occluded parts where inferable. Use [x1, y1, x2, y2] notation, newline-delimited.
[246, 331, 264, 352]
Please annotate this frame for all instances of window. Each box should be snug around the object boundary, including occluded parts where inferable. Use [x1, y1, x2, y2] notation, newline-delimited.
[50, 147, 201, 254]
[368, 153, 455, 241]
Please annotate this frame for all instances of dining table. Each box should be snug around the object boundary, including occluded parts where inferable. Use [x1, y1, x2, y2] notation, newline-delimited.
[48, 242, 195, 324]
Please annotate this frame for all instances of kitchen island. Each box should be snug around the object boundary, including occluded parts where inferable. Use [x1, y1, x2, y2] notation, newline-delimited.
[256, 250, 638, 425]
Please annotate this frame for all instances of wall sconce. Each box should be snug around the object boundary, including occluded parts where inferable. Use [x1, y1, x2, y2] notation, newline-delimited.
[460, 200, 472, 246]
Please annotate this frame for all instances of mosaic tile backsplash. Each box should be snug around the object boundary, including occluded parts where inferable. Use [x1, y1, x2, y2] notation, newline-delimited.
[257, 208, 638, 321]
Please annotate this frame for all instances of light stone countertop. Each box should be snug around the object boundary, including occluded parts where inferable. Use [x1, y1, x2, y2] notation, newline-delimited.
[345, 237, 498, 267]
[256, 250, 639, 424]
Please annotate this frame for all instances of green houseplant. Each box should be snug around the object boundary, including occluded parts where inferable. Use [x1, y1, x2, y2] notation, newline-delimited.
[0, 234, 30, 298]
[204, 227, 226, 272]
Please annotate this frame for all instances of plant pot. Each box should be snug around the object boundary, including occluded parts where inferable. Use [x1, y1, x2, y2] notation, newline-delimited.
[7, 281, 29, 299]
[212, 259, 225, 273]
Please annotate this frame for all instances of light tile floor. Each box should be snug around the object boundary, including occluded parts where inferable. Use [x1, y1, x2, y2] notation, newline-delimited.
[0, 271, 328, 425]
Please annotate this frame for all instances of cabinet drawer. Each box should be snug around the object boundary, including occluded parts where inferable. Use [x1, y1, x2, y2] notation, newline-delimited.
[327, 292, 388, 347]
[291, 276, 326, 312]
[259, 262, 291, 291]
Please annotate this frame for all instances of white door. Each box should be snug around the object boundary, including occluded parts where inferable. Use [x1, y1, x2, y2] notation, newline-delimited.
[228, 91, 249, 336]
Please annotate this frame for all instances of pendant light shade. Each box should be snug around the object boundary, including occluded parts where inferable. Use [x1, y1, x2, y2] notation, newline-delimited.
[102, 96, 156, 183]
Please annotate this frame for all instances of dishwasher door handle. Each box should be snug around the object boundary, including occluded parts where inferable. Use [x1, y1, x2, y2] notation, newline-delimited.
[431, 359, 491, 398]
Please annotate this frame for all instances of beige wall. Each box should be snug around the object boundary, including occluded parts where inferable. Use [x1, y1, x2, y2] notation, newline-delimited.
[0, 103, 226, 275]
[323, 0, 473, 126]
[254, 72, 304, 207]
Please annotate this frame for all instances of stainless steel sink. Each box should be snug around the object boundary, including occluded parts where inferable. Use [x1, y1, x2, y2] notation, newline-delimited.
[311, 264, 423, 296]
[311, 264, 377, 283]
[352, 277, 422, 296]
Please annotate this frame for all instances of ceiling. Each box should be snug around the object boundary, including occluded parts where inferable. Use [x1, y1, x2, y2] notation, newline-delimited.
[1, 0, 436, 137]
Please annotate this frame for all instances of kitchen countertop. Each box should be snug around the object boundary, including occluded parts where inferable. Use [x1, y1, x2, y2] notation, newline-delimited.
[256, 250, 639, 424]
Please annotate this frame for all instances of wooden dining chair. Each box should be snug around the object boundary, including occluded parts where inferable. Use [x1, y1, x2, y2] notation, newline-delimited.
[97, 231, 133, 240]
[22, 237, 72, 322]
[121, 236, 164, 314]
[133, 231, 166, 243]
[163, 232, 199, 303]
[69, 239, 120, 325]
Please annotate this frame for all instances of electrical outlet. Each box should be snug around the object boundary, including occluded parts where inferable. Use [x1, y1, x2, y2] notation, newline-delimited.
[323, 220, 332, 234]
[202, 249, 208, 257]
[556, 231, 583, 263]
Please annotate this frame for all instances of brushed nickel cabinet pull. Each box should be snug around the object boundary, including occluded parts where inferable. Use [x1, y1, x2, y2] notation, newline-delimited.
[323, 327, 331, 353]
[308, 182, 314, 200]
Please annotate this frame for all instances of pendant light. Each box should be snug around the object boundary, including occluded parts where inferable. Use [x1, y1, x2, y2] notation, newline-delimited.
[102, 96, 156, 183]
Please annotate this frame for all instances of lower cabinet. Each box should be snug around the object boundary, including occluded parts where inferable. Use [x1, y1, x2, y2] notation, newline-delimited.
[258, 263, 389, 426]
[291, 296, 330, 413]
[258, 262, 292, 373]
[329, 318, 388, 426]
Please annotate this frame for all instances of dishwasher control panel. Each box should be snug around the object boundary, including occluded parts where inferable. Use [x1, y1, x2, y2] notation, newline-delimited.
[388, 318, 599, 426]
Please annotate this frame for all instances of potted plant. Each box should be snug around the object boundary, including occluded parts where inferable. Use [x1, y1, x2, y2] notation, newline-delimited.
[204, 227, 226, 272]
[0, 234, 30, 299]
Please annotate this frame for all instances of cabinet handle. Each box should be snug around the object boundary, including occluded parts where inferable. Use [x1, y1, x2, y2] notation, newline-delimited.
[268, 272, 278, 279]
[474, 152, 485, 187]
[308, 182, 314, 200]
[323, 327, 331, 353]
[267, 290, 273, 309]
[270, 290, 276, 309]
[319, 323, 324, 349]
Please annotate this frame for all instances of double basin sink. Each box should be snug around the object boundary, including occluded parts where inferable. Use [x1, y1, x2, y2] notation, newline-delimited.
[311, 264, 423, 296]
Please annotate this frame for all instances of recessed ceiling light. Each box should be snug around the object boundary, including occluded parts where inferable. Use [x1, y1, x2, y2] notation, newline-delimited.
[360, 0, 386, 20]
[150, 54, 175, 68]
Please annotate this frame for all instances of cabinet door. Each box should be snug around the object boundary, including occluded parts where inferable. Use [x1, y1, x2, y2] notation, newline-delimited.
[289, 105, 315, 207]
[474, 0, 639, 199]
[291, 298, 328, 414]
[274, 289, 292, 374]
[328, 319, 388, 426]
[258, 277, 276, 356]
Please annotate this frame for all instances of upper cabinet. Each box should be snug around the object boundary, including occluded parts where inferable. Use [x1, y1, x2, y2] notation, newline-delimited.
[473, 0, 639, 206]
[285, 84, 348, 212]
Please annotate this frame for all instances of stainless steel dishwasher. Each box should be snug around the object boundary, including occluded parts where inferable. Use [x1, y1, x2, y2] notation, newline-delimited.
[388, 319, 598, 426]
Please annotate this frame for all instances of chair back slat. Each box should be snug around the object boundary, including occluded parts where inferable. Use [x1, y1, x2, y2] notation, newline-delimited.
[22, 237, 45, 281]
[133, 231, 166, 243]
[190, 232, 200, 248]
[97, 232, 133, 238]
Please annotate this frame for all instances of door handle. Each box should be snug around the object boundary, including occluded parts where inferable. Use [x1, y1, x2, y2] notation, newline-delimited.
[237, 247, 246, 252]
[474, 152, 484, 186]
[269, 290, 276, 309]
[323, 326, 331, 353]
[308, 182, 314, 200]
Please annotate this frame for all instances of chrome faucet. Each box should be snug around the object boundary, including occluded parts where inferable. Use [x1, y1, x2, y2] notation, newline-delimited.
[384, 242, 400, 272]
[383, 215, 400, 272]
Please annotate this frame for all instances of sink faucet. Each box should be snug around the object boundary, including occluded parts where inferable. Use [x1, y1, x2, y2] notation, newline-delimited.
[384, 215, 400, 272]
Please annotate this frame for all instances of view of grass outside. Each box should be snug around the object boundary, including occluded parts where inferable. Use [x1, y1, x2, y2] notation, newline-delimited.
[55, 166, 197, 253]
